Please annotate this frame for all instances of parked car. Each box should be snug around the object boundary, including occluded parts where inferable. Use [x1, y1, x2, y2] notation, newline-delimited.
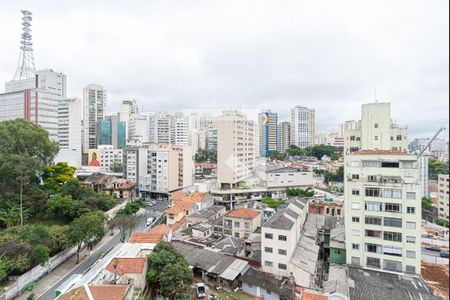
[208, 294, 218, 300]
[440, 250, 449, 258]
[425, 245, 441, 252]
[196, 283, 206, 299]
[145, 217, 154, 227]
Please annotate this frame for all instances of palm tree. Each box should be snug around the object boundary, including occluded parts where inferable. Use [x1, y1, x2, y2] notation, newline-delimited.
[0, 199, 29, 228]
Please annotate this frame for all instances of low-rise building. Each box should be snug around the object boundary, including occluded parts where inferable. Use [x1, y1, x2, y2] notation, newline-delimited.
[186, 205, 226, 226]
[240, 267, 294, 300]
[438, 174, 449, 220]
[329, 224, 346, 265]
[57, 284, 133, 300]
[266, 166, 314, 188]
[223, 208, 261, 239]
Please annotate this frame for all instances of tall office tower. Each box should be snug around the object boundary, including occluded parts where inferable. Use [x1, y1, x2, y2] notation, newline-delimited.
[344, 102, 408, 155]
[200, 114, 218, 151]
[57, 98, 82, 166]
[82, 84, 106, 153]
[290, 106, 315, 148]
[338, 120, 359, 138]
[258, 111, 278, 157]
[438, 174, 449, 220]
[173, 113, 189, 145]
[128, 114, 149, 143]
[156, 113, 172, 144]
[344, 102, 421, 275]
[119, 99, 138, 140]
[277, 121, 291, 153]
[217, 110, 255, 189]
[97, 114, 126, 149]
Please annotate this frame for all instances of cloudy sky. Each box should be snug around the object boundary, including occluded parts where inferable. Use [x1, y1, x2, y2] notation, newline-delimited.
[0, 0, 448, 139]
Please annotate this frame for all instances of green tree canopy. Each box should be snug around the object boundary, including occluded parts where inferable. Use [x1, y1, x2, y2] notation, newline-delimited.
[42, 162, 77, 192]
[194, 149, 217, 163]
[30, 244, 50, 266]
[147, 241, 193, 298]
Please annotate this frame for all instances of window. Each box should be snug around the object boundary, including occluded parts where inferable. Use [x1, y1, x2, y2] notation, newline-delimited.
[352, 217, 360, 223]
[265, 233, 273, 239]
[383, 245, 402, 257]
[264, 247, 273, 253]
[352, 229, 360, 236]
[278, 235, 287, 241]
[406, 251, 416, 259]
[385, 203, 401, 213]
[381, 162, 399, 168]
[367, 257, 381, 268]
[365, 216, 382, 225]
[352, 243, 360, 250]
[350, 136, 356, 141]
[352, 189, 360, 196]
[264, 261, 273, 267]
[365, 188, 381, 197]
[374, 123, 378, 128]
[406, 192, 416, 200]
[406, 236, 416, 243]
[406, 266, 416, 273]
[234, 222, 240, 228]
[248, 283, 253, 288]
[266, 290, 272, 295]
[384, 217, 402, 228]
[278, 249, 287, 255]
[401, 161, 414, 169]
[384, 189, 402, 199]
[278, 263, 287, 270]
[396, 135, 402, 141]
[352, 174, 360, 180]
[384, 260, 402, 272]
[407, 207, 415, 214]
[406, 222, 416, 229]
[368, 175, 377, 182]
[363, 161, 381, 168]
[351, 257, 360, 266]
[384, 231, 402, 242]
[365, 202, 382, 212]
[365, 230, 382, 238]
[374, 136, 378, 141]
[244, 222, 251, 230]
[351, 203, 361, 210]
[366, 243, 381, 253]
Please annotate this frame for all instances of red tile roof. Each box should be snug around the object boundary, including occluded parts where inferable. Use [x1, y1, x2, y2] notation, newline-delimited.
[129, 232, 164, 244]
[149, 224, 172, 235]
[170, 217, 186, 231]
[105, 258, 146, 275]
[301, 291, 328, 300]
[351, 150, 411, 156]
[225, 208, 260, 219]
[58, 285, 129, 300]
[170, 191, 186, 201]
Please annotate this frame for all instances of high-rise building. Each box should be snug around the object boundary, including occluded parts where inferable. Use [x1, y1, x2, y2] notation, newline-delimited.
[344, 102, 421, 275]
[98, 145, 123, 173]
[97, 114, 126, 149]
[217, 110, 255, 188]
[258, 111, 278, 157]
[438, 174, 449, 220]
[119, 100, 138, 140]
[82, 84, 106, 153]
[57, 97, 82, 166]
[173, 114, 189, 145]
[277, 121, 291, 153]
[344, 102, 408, 155]
[128, 114, 149, 143]
[0, 69, 67, 141]
[290, 106, 315, 148]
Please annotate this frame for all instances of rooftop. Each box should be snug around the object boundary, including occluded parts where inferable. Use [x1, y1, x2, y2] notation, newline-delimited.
[351, 150, 413, 156]
[57, 284, 130, 300]
[240, 268, 293, 298]
[225, 208, 260, 219]
[105, 258, 145, 275]
[129, 224, 171, 244]
[263, 209, 295, 230]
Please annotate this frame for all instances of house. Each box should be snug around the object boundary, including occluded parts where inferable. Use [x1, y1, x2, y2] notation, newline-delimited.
[164, 200, 194, 228]
[83, 173, 112, 193]
[129, 224, 172, 255]
[92, 257, 147, 290]
[223, 208, 261, 238]
[103, 178, 136, 201]
[329, 224, 346, 265]
[186, 205, 226, 226]
[192, 223, 214, 239]
[240, 267, 294, 300]
[57, 284, 133, 300]
[265, 166, 314, 189]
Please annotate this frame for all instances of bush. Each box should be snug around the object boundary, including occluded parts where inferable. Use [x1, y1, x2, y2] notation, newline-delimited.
[30, 244, 50, 266]
[261, 198, 286, 209]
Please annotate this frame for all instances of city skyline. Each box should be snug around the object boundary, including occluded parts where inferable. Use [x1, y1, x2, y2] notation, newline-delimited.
[0, 0, 448, 139]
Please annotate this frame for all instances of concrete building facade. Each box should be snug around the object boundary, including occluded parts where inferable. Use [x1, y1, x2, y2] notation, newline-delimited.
[438, 174, 449, 220]
[83, 84, 106, 153]
[290, 106, 315, 148]
[277, 121, 291, 153]
[258, 111, 278, 157]
[57, 97, 82, 167]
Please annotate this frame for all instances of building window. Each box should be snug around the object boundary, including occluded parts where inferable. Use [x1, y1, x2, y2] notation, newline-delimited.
[374, 123, 378, 128]
[368, 175, 377, 182]
[278, 263, 287, 270]
[351, 203, 361, 210]
[264, 261, 273, 267]
[352, 189, 360, 196]
[352, 243, 360, 250]
[363, 161, 381, 168]
[365, 230, 382, 238]
[352, 174, 360, 180]
[406, 251, 416, 259]
[367, 257, 381, 268]
[406, 192, 416, 200]
[352, 217, 360, 223]
[278, 235, 287, 241]
[383, 231, 402, 242]
[266, 290, 272, 295]
[365, 188, 381, 197]
[406, 222, 416, 229]
[264, 247, 273, 253]
[407, 207, 415, 214]
[365, 216, 382, 225]
[396, 135, 402, 141]
[366, 243, 381, 253]
[365, 202, 382, 212]
[374, 136, 378, 141]
[406, 236, 416, 243]
[385, 203, 401, 213]
[351, 257, 360, 266]
[278, 249, 287, 255]
[401, 161, 414, 169]
[406, 265, 416, 273]
[265, 233, 273, 239]
[234, 222, 240, 228]
[383, 260, 402, 272]
[352, 230, 360, 236]
[383, 189, 402, 199]
[381, 162, 399, 168]
[350, 136, 356, 141]
[383, 245, 402, 257]
[384, 217, 402, 228]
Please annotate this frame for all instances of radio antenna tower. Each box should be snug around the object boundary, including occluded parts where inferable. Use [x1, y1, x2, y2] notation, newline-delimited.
[13, 10, 36, 81]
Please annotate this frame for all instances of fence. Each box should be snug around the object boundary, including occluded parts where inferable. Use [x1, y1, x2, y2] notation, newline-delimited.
[422, 254, 449, 265]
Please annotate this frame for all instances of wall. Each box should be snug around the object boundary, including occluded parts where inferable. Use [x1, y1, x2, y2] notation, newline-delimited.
[330, 248, 346, 265]
[267, 171, 313, 188]
[241, 282, 280, 300]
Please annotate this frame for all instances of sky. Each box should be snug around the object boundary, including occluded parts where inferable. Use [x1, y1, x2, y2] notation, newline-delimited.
[0, 0, 448, 139]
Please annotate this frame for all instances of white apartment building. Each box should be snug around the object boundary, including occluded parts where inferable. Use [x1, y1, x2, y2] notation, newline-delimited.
[124, 147, 148, 188]
[83, 84, 106, 153]
[290, 106, 316, 148]
[173, 114, 189, 145]
[128, 114, 150, 143]
[119, 99, 138, 140]
[217, 110, 255, 189]
[98, 145, 123, 173]
[438, 174, 449, 220]
[56, 97, 82, 167]
[344, 150, 422, 274]
[277, 121, 291, 153]
[0, 69, 67, 141]
[344, 102, 408, 155]
[261, 199, 308, 277]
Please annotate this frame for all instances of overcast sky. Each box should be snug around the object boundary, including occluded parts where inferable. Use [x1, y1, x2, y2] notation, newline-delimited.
[0, 0, 448, 139]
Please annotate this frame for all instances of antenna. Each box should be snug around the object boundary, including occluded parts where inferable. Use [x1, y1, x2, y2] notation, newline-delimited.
[374, 86, 378, 102]
[13, 10, 36, 80]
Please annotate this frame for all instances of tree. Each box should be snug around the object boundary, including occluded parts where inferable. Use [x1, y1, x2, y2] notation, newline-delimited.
[113, 215, 138, 242]
[269, 151, 287, 161]
[147, 241, 193, 298]
[0, 199, 29, 228]
[194, 149, 217, 163]
[286, 187, 315, 197]
[0, 255, 7, 281]
[69, 212, 105, 264]
[45, 194, 77, 221]
[422, 197, 433, 212]
[42, 162, 77, 192]
[109, 162, 124, 173]
[47, 225, 71, 254]
[30, 244, 50, 266]
[429, 159, 449, 181]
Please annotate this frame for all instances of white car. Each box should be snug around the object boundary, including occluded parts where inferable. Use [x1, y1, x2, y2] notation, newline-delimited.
[196, 283, 206, 299]
[145, 217, 154, 227]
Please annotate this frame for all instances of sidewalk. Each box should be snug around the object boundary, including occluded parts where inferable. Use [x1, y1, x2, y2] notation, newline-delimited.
[16, 231, 119, 300]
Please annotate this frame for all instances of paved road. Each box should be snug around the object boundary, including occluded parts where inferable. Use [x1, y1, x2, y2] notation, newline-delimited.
[37, 203, 163, 300]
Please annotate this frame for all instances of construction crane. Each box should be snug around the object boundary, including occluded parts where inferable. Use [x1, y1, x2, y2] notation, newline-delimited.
[416, 126, 447, 159]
